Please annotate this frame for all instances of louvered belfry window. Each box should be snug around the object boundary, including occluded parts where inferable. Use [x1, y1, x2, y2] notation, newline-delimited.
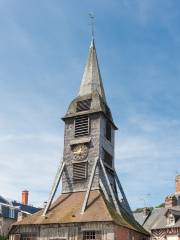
[103, 149, 113, 167]
[73, 162, 87, 181]
[105, 121, 112, 142]
[75, 115, 89, 137]
[76, 99, 91, 112]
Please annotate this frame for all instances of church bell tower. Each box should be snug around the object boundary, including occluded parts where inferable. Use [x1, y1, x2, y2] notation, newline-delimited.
[10, 36, 149, 240]
[62, 39, 117, 195]
[42, 37, 132, 216]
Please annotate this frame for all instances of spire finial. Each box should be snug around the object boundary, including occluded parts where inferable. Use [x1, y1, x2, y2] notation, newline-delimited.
[89, 13, 95, 39]
[79, 17, 107, 102]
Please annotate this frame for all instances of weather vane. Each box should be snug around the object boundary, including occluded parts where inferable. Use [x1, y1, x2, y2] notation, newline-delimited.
[89, 13, 95, 38]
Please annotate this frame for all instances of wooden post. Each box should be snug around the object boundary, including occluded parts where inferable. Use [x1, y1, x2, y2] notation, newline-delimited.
[99, 179, 110, 202]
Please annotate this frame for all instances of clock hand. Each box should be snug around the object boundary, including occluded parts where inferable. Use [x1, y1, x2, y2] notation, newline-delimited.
[74, 148, 82, 155]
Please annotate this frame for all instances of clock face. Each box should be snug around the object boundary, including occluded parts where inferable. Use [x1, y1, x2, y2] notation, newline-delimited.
[73, 144, 88, 161]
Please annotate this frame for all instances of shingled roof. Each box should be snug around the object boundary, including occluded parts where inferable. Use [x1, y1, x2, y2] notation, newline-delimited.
[79, 38, 106, 103]
[13, 190, 148, 235]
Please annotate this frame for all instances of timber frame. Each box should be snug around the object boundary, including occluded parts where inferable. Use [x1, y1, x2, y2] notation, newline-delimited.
[42, 157, 132, 216]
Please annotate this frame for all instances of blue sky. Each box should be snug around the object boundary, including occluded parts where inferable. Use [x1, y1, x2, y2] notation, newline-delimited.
[0, 0, 179, 210]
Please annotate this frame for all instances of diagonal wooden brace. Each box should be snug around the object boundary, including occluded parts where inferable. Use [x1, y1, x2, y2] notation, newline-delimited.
[81, 157, 99, 214]
[99, 179, 110, 202]
[42, 161, 65, 216]
[99, 158, 121, 215]
[114, 171, 132, 214]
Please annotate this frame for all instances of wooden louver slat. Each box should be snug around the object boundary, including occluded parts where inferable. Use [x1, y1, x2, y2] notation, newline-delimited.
[103, 149, 113, 167]
[73, 162, 87, 180]
[75, 115, 89, 137]
[76, 99, 91, 112]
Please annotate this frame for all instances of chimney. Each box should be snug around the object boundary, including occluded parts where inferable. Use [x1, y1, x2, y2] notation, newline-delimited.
[176, 175, 180, 193]
[22, 190, 29, 205]
[165, 195, 177, 208]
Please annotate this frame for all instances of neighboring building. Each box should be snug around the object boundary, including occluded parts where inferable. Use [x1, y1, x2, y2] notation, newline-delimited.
[0, 191, 40, 237]
[9, 37, 149, 240]
[134, 175, 180, 240]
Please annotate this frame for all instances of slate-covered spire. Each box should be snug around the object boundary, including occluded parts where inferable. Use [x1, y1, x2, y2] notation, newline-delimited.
[79, 38, 107, 102]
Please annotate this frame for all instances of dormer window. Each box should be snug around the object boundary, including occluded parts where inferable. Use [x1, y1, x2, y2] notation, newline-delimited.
[167, 214, 175, 226]
[76, 99, 91, 112]
[9, 208, 15, 219]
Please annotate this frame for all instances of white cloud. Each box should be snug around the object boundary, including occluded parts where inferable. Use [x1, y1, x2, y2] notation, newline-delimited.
[115, 115, 180, 209]
[0, 132, 63, 207]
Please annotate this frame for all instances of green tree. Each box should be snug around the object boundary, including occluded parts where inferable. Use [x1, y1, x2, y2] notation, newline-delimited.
[0, 236, 8, 240]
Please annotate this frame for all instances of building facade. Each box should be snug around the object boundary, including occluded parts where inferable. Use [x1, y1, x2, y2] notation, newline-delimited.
[134, 175, 180, 240]
[0, 192, 40, 237]
[9, 38, 149, 240]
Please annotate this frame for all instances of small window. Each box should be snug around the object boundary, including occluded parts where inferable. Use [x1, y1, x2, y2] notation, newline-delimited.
[75, 115, 89, 137]
[103, 149, 113, 167]
[20, 233, 37, 240]
[83, 231, 96, 240]
[76, 99, 91, 112]
[73, 162, 87, 181]
[9, 208, 15, 218]
[105, 121, 111, 142]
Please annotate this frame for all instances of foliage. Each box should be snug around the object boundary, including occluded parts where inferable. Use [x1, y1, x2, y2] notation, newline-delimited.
[133, 207, 153, 213]
[155, 203, 165, 208]
[0, 236, 8, 240]
[133, 208, 144, 213]
[133, 203, 165, 213]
